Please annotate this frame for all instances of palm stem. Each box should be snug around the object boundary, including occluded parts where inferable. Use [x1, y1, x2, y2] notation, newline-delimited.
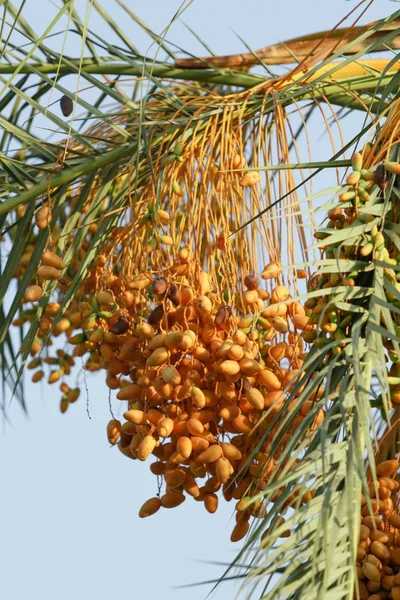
[0, 142, 135, 216]
[0, 61, 396, 99]
[0, 62, 264, 87]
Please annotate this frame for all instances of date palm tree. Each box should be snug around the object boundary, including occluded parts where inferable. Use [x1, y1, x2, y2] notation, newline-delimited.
[2, 2, 400, 599]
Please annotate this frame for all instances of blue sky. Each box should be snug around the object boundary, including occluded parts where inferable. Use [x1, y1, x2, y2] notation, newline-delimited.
[0, 1, 395, 599]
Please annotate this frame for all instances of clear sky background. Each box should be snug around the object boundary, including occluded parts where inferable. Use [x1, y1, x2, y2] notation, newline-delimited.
[0, 1, 396, 600]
